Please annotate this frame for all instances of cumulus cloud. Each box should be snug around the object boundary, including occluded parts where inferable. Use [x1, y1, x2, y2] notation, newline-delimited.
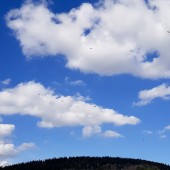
[0, 81, 139, 128]
[82, 125, 123, 138]
[6, 0, 170, 79]
[0, 124, 15, 139]
[0, 124, 35, 166]
[82, 125, 101, 137]
[0, 142, 35, 159]
[134, 84, 170, 106]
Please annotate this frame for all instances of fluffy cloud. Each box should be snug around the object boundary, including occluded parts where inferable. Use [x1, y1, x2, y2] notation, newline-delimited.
[0, 124, 35, 166]
[0, 124, 15, 138]
[6, 0, 170, 79]
[134, 84, 170, 106]
[82, 125, 123, 138]
[0, 161, 8, 167]
[0, 81, 139, 128]
[0, 142, 35, 159]
[82, 125, 101, 137]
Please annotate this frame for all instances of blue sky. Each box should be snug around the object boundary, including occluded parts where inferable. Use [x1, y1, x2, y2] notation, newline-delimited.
[1, 0, 170, 166]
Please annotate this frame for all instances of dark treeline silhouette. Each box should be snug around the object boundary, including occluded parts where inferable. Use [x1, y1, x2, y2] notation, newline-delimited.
[1, 157, 170, 170]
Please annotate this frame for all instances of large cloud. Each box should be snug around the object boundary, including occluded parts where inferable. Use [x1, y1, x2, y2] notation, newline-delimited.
[134, 83, 170, 106]
[6, 0, 170, 79]
[0, 81, 139, 128]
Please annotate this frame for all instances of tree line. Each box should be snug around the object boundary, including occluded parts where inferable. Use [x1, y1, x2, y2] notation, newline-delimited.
[1, 157, 170, 170]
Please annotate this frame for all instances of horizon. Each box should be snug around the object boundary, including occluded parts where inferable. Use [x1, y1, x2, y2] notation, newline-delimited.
[1, 0, 170, 166]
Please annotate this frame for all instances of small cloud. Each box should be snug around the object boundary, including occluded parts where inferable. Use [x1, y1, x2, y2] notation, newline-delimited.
[102, 130, 123, 138]
[0, 124, 15, 139]
[164, 125, 170, 131]
[65, 77, 86, 86]
[82, 126, 123, 139]
[17, 142, 36, 152]
[134, 84, 170, 106]
[1, 79, 11, 86]
[143, 130, 153, 135]
[158, 125, 170, 138]
[82, 125, 101, 138]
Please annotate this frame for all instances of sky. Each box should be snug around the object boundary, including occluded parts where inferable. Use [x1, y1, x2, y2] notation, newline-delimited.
[1, 0, 170, 166]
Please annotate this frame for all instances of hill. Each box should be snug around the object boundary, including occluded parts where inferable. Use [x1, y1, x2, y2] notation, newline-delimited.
[1, 157, 170, 170]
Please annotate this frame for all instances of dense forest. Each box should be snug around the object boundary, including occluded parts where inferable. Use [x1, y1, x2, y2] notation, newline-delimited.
[1, 157, 170, 170]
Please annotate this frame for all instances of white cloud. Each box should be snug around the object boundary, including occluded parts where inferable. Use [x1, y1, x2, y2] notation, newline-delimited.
[0, 143, 18, 159]
[134, 84, 170, 106]
[0, 123, 35, 166]
[1, 79, 11, 86]
[82, 125, 101, 137]
[17, 142, 36, 152]
[0, 161, 8, 167]
[82, 125, 123, 138]
[0, 81, 140, 128]
[0, 142, 35, 159]
[0, 124, 15, 138]
[102, 130, 123, 138]
[6, 0, 170, 79]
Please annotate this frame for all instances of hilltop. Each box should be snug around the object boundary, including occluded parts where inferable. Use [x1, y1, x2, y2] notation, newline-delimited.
[1, 157, 170, 170]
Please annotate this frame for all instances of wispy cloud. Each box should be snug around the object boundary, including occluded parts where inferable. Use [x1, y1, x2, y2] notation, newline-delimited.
[160, 135, 167, 139]
[102, 130, 123, 138]
[134, 84, 170, 106]
[143, 130, 153, 135]
[65, 77, 86, 86]
[158, 125, 170, 139]
[1, 79, 11, 86]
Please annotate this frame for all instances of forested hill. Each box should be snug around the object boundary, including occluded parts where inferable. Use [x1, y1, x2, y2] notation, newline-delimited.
[1, 157, 170, 170]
